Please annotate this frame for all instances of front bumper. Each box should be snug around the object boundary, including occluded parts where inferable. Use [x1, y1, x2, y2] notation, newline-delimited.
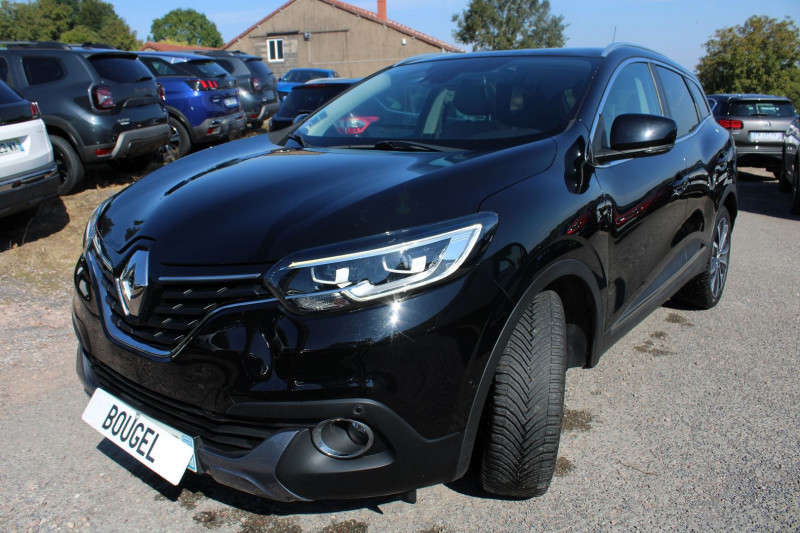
[71, 247, 502, 500]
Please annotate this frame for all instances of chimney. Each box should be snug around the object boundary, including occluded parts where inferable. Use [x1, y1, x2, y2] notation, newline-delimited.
[377, 0, 387, 21]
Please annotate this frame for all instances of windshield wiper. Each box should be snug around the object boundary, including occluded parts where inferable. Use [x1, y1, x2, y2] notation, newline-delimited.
[373, 140, 454, 152]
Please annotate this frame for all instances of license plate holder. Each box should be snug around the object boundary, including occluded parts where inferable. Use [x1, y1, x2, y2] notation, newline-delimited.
[82, 388, 196, 485]
[748, 131, 784, 143]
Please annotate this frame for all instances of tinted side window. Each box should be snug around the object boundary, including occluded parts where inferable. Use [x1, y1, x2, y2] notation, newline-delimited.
[23, 56, 65, 85]
[596, 62, 661, 150]
[0, 57, 9, 84]
[89, 56, 152, 83]
[656, 66, 699, 136]
[687, 81, 710, 119]
[140, 57, 180, 76]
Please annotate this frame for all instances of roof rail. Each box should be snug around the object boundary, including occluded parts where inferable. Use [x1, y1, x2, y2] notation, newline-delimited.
[78, 42, 116, 49]
[0, 41, 71, 50]
[601, 42, 659, 57]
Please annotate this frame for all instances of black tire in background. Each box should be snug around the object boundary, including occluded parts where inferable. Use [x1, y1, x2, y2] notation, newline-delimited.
[50, 135, 83, 195]
[678, 206, 732, 309]
[791, 160, 800, 216]
[480, 290, 567, 498]
[169, 117, 192, 159]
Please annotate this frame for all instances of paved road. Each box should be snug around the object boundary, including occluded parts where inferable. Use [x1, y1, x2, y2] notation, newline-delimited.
[0, 170, 798, 532]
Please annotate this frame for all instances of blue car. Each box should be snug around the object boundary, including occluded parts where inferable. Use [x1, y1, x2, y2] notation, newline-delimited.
[276, 68, 339, 100]
[137, 51, 247, 159]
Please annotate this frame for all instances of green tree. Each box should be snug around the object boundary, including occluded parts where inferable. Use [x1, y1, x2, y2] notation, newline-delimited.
[150, 8, 223, 48]
[452, 0, 566, 51]
[0, 0, 140, 50]
[697, 15, 800, 106]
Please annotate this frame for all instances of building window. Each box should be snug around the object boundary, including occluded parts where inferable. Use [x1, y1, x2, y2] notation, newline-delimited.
[268, 39, 284, 62]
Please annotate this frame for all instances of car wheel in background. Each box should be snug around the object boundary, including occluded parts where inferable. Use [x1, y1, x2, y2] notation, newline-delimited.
[678, 207, 732, 309]
[791, 160, 800, 216]
[480, 290, 566, 498]
[168, 117, 191, 159]
[778, 166, 791, 193]
[51, 136, 83, 195]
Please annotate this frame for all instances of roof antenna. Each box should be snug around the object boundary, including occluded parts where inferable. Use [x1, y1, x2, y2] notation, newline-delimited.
[612, 26, 616, 43]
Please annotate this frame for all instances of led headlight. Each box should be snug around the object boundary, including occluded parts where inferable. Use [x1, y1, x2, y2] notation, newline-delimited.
[265, 213, 497, 312]
[82, 196, 115, 255]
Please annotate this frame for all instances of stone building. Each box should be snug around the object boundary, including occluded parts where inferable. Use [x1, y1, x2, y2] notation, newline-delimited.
[223, 0, 463, 78]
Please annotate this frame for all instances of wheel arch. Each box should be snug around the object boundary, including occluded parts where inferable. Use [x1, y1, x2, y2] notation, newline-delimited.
[42, 118, 83, 161]
[453, 258, 604, 479]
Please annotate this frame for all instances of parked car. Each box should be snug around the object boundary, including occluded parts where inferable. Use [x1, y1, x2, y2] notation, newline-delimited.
[782, 116, 800, 215]
[74, 45, 737, 502]
[0, 78, 57, 224]
[269, 78, 359, 131]
[707, 93, 796, 179]
[195, 50, 279, 129]
[277, 68, 339, 100]
[137, 51, 247, 159]
[0, 42, 170, 193]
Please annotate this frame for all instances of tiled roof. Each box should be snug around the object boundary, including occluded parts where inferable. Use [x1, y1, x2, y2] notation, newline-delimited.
[224, 0, 463, 53]
[140, 42, 219, 52]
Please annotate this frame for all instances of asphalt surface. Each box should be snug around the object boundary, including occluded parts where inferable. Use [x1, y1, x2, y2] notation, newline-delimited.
[0, 169, 798, 532]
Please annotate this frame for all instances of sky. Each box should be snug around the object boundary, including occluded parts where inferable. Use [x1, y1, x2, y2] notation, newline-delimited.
[108, 0, 799, 72]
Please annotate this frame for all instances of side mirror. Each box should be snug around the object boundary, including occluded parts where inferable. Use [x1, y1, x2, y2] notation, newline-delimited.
[596, 114, 677, 164]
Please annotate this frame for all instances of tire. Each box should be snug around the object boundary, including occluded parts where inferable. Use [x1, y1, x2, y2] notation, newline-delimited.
[678, 206, 732, 309]
[168, 117, 192, 159]
[778, 165, 791, 193]
[480, 290, 567, 499]
[50, 136, 83, 195]
[791, 160, 800, 216]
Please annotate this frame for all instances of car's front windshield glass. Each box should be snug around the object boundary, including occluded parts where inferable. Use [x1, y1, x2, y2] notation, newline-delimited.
[292, 55, 596, 150]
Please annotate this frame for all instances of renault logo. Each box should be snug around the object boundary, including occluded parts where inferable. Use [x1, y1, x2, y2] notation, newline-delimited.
[115, 249, 149, 318]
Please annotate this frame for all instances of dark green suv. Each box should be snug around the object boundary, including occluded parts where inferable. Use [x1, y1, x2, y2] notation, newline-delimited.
[0, 42, 170, 194]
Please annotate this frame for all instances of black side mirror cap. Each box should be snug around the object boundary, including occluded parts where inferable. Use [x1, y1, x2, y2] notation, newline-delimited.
[596, 114, 678, 164]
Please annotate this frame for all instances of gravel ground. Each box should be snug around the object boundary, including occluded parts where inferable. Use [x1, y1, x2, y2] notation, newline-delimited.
[0, 169, 798, 532]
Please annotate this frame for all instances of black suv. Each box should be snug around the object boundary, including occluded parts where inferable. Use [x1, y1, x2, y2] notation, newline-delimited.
[74, 45, 737, 502]
[707, 93, 797, 181]
[0, 42, 170, 193]
[195, 50, 279, 129]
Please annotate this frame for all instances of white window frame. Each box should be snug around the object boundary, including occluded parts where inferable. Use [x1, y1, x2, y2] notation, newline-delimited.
[267, 38, 284, 63]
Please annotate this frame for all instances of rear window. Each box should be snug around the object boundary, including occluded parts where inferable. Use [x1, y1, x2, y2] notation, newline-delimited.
[729, 100, 795, 117]
[139, 57, 181, 76]
[212, 58, 249, 77]
[89, 55, 152, 83]
[281, 85, 350, 115]
[177, 60, 229, 78]
[0, 80, 22, 104]
[245, 59, 273, 79]
[22, 56, 65, 85]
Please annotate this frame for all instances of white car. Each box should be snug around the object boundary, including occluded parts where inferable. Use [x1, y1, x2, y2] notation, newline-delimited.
[0, 79, 58, 225]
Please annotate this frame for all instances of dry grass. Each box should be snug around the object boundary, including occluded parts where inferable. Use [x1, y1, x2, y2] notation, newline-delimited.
[0, 168, 134, 296]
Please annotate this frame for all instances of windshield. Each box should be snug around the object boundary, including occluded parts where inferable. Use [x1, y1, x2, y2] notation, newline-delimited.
[294, 55, 596, 150]
[730, 100, 796, 118]
[281, 84, 352, 116]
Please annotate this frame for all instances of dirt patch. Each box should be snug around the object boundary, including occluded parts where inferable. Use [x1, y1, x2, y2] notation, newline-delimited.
[666, 313, 693, 326]
[554, 456, 575, 477]
[562, 409, 593, 432]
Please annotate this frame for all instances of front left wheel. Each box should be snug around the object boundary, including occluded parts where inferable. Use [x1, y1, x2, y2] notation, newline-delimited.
[480, 290, 566, 498]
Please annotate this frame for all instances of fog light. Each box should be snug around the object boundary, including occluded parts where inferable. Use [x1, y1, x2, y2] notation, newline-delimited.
[311, 418, 374, 459]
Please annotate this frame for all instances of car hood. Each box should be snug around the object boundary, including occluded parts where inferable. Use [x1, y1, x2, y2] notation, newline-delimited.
[97, 135, 556, 266]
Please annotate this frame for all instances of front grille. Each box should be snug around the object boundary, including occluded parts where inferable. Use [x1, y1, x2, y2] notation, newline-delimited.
[89, 357, 288, 453]
[91, 249, 272, 354]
